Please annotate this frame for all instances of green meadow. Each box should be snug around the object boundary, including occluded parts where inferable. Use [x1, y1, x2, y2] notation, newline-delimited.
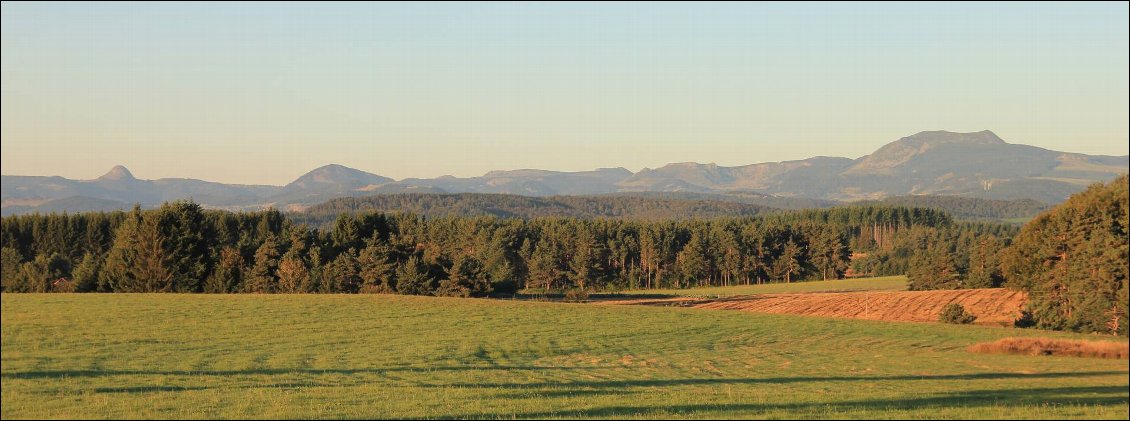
[2, 293, 1127, 419]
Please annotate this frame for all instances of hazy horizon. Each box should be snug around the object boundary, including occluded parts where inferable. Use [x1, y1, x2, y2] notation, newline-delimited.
[3, 2, 1128, 185]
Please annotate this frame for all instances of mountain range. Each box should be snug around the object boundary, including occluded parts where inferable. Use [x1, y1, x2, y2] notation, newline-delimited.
[2, 130, 1126, 216]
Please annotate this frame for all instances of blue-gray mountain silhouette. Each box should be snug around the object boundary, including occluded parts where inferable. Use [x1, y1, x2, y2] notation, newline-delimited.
[2, 130, 1126, 215]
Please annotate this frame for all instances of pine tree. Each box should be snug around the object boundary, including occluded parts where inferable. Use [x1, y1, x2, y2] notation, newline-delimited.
[908, 242, 963, 291]
[321, 250, 361, 293]
[569, 229, 605, 290]
[154, 201, 210, 292]
[1, 247, 24, 292]
[809, 227, 850, 281]
[678, 230, 712, 287]
[102, 210, 174, 292]
[204, 246, 243, 293]
[245, 237, 280, 293]
[395, 256, 434, 295]
[358, 241, 397, 293]
[965, 237, 1003, 288]
[303, 246, 324, 293]
[773, 239, 802, 283]
[437, 254, 492, 297]
[71, 252, 102, 292]
[527, 238, 562, 291]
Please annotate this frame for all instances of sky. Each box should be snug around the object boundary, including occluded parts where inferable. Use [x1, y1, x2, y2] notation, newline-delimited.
[2, 2, 1128, 185]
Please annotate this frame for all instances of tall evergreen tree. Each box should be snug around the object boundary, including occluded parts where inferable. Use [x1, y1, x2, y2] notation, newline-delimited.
[244, 237, 281, 293]
[773, 239, 802, 283]
[321, 250, 361, 293]
[908, 242, 963, 291]
[678, 230, 712, 287]
[71, 252, 102, 292]
[103, 209, 174, 292]
[1, 247, 24, 292]
[358, 241, 397, 293]
[395, 256, 434, 295]
[437, 254, 492, 297]
[204, 246, 243, 293]
[570, 228, 605, 290]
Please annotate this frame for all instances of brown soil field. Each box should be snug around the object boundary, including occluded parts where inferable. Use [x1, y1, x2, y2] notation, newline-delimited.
[601, 288, 1028, 326]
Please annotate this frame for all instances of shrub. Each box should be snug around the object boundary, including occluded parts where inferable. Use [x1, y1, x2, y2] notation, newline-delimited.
[1013, 310, 1036, 328]
[564, 288, 590, 303]
[939, 303, 977, 324]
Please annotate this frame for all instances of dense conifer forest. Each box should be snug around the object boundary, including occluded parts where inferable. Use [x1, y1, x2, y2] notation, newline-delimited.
[2, 203, 1005, 294]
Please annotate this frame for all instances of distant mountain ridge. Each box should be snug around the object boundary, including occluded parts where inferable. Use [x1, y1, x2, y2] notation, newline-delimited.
[617, 130, 1127, 202]
[3, 130, 1126, 215]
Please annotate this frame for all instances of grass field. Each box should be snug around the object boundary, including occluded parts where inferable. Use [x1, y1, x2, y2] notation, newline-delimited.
[2, 293, 1127, 419]
[603, 288, 1027, 326]
[614, 276, 909, 298]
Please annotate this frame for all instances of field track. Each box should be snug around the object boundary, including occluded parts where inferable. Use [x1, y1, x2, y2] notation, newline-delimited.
[601, 288, 1027, 325]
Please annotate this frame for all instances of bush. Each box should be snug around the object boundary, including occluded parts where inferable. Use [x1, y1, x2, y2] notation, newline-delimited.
[490, 278, 518, 295]
[939, 303, 977, 324]
[1013, 310, 1036, 328]
[564, 288, 590, 303]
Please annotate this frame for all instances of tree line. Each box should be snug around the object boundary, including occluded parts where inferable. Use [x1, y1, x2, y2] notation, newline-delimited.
[2, 204, 1007, 296]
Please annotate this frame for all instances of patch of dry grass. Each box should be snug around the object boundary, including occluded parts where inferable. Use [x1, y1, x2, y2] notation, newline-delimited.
[970, 337, 1129, 359]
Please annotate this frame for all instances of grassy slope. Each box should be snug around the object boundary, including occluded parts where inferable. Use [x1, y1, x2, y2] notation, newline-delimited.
[2, 294, 1127, 419]
[616, 276, 909, 298]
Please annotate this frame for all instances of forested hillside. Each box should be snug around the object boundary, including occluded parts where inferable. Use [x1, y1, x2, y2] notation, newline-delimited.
[295, 193, 772, 226]
[851, 195, 1050, 221]
[296, 192, 1046, 229]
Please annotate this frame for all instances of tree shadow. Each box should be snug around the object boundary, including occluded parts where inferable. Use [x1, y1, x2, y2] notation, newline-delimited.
[427, 370, 1127, 390]
[92, 385, 216, 394]
[443, 385, 1130, 419]
[7, 366, 1126, 415]
[492, 388, 640, 399]
[1, 365, 616, 380]
[92, 382, 325, 394]
[505, 292, 685, 302]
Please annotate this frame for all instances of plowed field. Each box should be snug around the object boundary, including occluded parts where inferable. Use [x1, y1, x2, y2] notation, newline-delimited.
[602, 288, 1027, 325]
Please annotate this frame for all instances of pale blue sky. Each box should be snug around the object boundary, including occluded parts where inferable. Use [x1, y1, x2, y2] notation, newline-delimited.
[2, 2, 1127, 185]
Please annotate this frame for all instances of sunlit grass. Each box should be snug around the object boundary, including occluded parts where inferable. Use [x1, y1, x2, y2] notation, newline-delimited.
[2, 293, 1126, 419]
[617, 276, 909, 298]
